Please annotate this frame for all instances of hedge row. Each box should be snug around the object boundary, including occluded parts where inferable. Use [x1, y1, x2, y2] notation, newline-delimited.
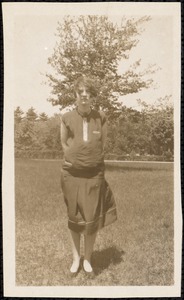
[15, 150, 174, 161]
[104, 153, 174, 162]
[15, 150, 63, 159]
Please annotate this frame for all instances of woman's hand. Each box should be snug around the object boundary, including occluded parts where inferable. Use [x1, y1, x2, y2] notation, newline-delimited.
[64, 160, 73, 167]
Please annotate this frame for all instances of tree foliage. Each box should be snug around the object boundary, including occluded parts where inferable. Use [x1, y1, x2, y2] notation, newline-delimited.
[39, 112, 49, 122]
[14, 108, 62, 155]
[26, 107, 38, 122]
[46, 15, 155, 119]
[105, 95, 174, 157]
[14, 106, 24, 123]
[137, 95, 174, 155]
[14, 101, 174, 160]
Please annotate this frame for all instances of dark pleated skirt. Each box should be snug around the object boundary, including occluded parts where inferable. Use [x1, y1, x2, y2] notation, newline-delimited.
[61, 168, 117, 235]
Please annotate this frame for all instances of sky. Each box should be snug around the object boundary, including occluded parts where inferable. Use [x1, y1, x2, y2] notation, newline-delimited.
[14, 15, 173, 116]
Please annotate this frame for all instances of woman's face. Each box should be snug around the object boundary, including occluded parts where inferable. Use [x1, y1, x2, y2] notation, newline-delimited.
[76, 85, 92, 110]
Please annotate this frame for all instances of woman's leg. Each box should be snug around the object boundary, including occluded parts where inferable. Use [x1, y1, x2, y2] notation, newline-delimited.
[83, 232, 97, 272]
[69, 230, 81, 272]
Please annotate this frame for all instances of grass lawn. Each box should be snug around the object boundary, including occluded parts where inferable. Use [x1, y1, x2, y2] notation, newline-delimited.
[15, 159, 174, 286]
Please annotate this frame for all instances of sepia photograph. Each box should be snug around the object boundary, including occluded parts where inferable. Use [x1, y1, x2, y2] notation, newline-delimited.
[2, 2, 182, 298]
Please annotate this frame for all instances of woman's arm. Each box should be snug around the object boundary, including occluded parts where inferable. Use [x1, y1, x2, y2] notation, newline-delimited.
[101, 118, 107, 151]
[60, 119, 69, 153]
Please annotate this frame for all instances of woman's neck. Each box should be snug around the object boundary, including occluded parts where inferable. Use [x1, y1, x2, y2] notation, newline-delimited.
[77, 106, 91, 116]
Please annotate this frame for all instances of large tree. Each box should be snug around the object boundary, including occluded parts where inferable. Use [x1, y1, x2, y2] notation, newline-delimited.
[46, 15, 155, 119]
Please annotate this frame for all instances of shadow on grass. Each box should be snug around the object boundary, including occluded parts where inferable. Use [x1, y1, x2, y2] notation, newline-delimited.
[92, 246, 125, 275]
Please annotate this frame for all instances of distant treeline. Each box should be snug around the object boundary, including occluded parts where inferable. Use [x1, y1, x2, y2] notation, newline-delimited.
[14, 103, 174, 161]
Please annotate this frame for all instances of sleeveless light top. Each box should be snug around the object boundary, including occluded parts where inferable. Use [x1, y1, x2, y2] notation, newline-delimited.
[62, 109, 106, 170]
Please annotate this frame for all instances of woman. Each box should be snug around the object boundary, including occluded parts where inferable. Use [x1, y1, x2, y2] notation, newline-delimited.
[60, 76, 117, 276]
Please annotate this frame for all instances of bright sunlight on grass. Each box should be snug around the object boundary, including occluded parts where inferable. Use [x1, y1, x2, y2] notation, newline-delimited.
[15, 159, 174, 286]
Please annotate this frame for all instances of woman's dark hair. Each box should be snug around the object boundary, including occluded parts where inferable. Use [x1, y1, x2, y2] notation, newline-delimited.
[74, 76, 97, 97]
